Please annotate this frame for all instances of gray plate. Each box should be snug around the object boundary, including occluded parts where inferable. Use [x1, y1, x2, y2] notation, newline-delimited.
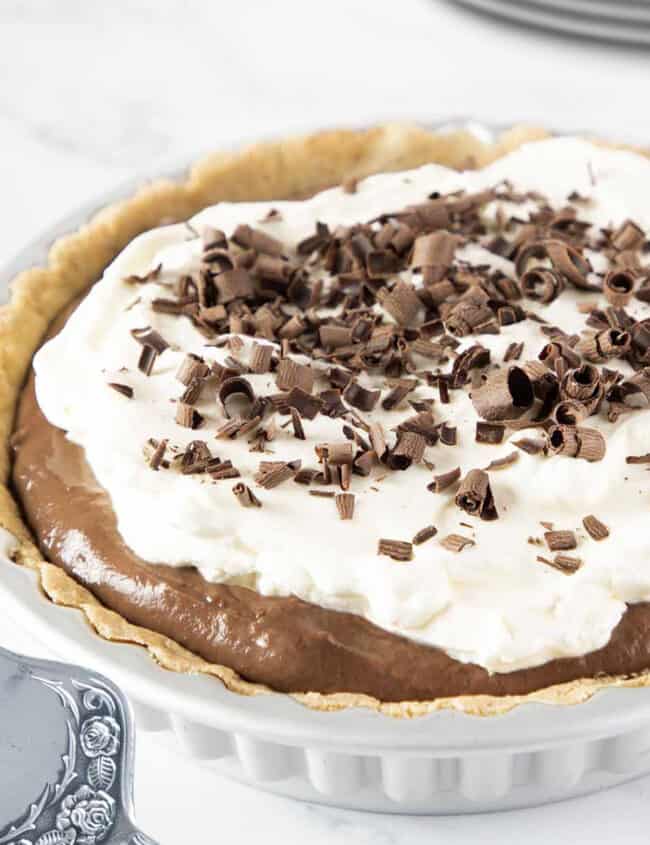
[454, 0, 650, 44]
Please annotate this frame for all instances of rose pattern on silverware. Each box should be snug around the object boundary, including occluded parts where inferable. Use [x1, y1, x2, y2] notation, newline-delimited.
[0, 649, 157, 845]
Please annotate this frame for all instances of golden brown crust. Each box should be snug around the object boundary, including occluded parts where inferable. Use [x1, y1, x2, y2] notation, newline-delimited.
[3, 122, 650, 717]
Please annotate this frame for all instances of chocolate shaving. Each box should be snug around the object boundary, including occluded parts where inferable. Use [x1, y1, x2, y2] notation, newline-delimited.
[410, 231, 460, 272]
[377, 538, 413, 562]
[611, 219, 645, 252]
[232, 483, 262, 508]
[335, 492, 355, 520]
[484, 451, 519, 471]
[603, 270, 636, 307]
[547, 424, 606, 462]
[428, 466, 461, 493]
[294, 468, 318, 485]
[397, 411, 438, 446]
[377, 280, 421, 325]
[175, 402, 204, 429]
[625, 453, 650, 464]
[108, 382, 133, 399]
[250, 343, 273, 374]
[209, 462, 241, 480]
[254, 460, 299, 489]
[368, 422, 387, 460]
[583, 514, 609, 541]
[123, 264, 162, 285]
[537, 554, 582, 574]
[504, 342, 524, 362]
[514, 437, 545, 455]
[231, 224, 284, 257]
[381, 380, 415, 411]
[180, 378, 204, 405]
[544, 530, 577, 551]
[289, 407, 305, 440]
[177, 354, 210, 385]
[475, 422, 504, 444]
[455, 469, 498, 520]
[387, 431, 425, 470]
[440, 533, 475, 553]
[148, 438, 168, 471]
[276, 358, 314, 393]
[130, 326, 169, 355]
[318, 442, 354, 465]
[520, 268, 564, 304]
[343, 380, 381, 412]
[440, 423, 457, 446]
[412, 525, 437, 545]
[286, 386, 322, 420]
[471, 366, 534, 421]
[215, 418, 244, 439]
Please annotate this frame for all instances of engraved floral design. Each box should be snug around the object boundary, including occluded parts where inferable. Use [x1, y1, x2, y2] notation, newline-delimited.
[79, 716, 121, 759]
[34, 829, 77, 845]
[55, 786, 115, 845]
[0, 663, 149, 845]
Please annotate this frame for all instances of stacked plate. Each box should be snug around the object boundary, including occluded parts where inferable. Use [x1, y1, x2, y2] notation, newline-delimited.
[454, 0, 650, 44]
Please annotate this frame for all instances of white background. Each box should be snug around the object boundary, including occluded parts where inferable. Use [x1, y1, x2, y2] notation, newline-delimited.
[1, 1, 650, 842]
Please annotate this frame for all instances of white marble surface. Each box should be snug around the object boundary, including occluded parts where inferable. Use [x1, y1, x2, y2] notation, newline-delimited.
[2, 1, 650, 841]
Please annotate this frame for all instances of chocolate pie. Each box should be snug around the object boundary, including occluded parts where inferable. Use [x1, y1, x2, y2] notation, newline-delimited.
[5, 124, 650, 716]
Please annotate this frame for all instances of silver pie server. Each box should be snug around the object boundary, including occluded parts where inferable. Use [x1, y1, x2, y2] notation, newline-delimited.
[0, 645, 159, 845]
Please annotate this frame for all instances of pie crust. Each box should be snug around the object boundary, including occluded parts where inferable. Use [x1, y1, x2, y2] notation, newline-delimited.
[4, 122, 650, 717]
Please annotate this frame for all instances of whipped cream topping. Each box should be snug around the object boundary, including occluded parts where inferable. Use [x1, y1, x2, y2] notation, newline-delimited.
[33, 138, 650, 673]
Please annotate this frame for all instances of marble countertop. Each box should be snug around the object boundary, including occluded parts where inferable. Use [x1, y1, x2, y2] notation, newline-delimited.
[1, 1, 650, 841]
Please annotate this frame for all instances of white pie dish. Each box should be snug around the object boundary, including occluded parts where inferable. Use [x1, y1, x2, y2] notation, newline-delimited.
[4, 137, 650, 814]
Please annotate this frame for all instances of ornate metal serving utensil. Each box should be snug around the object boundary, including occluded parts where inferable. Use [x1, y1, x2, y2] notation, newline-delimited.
[0, 646, 158, 845]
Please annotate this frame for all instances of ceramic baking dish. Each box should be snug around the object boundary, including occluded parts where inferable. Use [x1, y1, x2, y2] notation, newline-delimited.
[3, 136, 650, 814]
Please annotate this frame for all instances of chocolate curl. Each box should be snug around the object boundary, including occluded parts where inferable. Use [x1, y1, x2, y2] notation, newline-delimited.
[176, 353, 210, 385]
[378, 538, 413, 562]
[611, 219, 645, 252]
[613, 368, 650, 408]
[455, 469, 498, 521]
[377, 280, 422, 326]
[386, 432, 426, 470]
[560, 364, 602, 415]
[214, 268, 255, 304]
[516, 239, 595, 291]
[554, 400, 589, 426]
[575, 328, 631, 363]
[428, 466, 461, 493]
[631, 321, 650, 367]
[249, 342, 273, 374]
[520, 268, 565, 304]
[538, 341, 581, 371]
[604, 270, 636, 307]
[343, 380, 381, 412]
[547, 424, 606, 462]
[427, 279, 456, 306]
[583, 514, 610, 541]
[335, 492, 355, 520]
[232, 483, 262, 508]
[218, 377, 256, 419]
[471, 366, 534, 422]
[444, 289, 498, 337]
[275, 358, 314, 393]
[410, 231, 461, 274]
[231, 223, 284, 257]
